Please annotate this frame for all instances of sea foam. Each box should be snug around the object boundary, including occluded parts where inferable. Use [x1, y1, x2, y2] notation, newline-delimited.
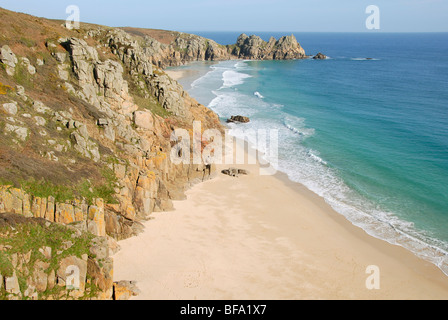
[179, 59, 448, 276]
[254, 92, 264, 99]
[222, 70, 252, 88]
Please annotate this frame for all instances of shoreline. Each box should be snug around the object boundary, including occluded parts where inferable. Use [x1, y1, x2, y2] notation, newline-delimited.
[112, 64, 448, 300]
[165, 61, 219, 90]
[170, 60, 448, 278]
[113, 137, 448, 299]
[164, 69, 193, 81]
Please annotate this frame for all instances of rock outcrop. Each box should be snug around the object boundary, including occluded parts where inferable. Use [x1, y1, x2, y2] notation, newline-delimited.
[232, 34, 306, 60]
[0, 45, 18, 76]
[109, 28, 308, 68]
[0, 213, 113, 300]
[0, 8, 224, 300]
[221, 168, 250, 178]
[227, 115, 251, 124]
[313, 52, 327, 60]
[0, 6, 312, 300]
[106, 28, 233, 69]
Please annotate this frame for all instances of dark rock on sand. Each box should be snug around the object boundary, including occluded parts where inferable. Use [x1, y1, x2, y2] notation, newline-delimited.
[222, 168, 250, 177]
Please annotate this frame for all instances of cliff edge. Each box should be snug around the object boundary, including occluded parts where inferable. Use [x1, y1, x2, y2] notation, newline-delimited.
[119, 27, 307, 68]
[0, 7, 309, 300]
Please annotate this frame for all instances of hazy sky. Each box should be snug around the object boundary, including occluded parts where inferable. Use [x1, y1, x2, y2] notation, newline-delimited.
[0, 0, 447, 32]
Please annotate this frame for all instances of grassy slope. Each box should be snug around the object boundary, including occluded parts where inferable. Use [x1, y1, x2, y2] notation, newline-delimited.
[0, 8, 121, 203]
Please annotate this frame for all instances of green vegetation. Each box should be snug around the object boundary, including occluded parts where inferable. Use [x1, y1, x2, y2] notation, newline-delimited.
[44, 38, 59, 54]
[8, 166, 119, 205]
[0, 220, 96, 300]
[20, 179, 74, 203]
[127, 69, 172, 118]
[13, 61, 33, 88]
[36, 51, 51, 64]
[0, 175, 14, 186]
[19, 37, 37, 48]
[78, 167, 119, 205]
[133, 94, 171, 118]
[104, 155, 120, 165]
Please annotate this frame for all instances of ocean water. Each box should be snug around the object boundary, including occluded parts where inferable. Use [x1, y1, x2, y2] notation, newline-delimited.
[169, 33, 448, 275]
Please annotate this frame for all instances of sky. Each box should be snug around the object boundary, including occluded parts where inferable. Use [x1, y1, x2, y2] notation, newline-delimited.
[0, 0, 447, 32]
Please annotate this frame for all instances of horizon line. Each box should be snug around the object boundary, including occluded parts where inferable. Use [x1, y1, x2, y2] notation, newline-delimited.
[182, 30, 448, 34]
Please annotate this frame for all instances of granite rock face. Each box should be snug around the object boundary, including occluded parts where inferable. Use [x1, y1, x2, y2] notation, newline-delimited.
[0, 213, 113, 300]
[111, 29, 308, 68]
[233, 34, 306, 60]
[131, 32, 233, 68]
[0, 7, 313, 300]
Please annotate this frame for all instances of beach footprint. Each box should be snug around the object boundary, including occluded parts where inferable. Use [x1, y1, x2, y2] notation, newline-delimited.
[183, 269, 209, 288]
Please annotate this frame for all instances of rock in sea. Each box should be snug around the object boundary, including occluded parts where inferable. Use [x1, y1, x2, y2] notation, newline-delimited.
[313, 52, 327, 60]
[226, 115, 250, 124]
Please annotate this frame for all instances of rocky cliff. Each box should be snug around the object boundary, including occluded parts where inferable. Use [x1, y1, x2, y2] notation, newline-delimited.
[0, 7, 309, 300]
[116, 27, 307, 68]
[231, 33, 306, 60]
[0, 8, 221, 300]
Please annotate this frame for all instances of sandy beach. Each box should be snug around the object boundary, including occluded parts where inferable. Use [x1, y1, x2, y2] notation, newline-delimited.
[113, 138, 448, 300]
[165, 69, 190, 81]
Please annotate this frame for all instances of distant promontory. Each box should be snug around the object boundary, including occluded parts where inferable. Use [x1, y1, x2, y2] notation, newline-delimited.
[120, 27, 308, 68]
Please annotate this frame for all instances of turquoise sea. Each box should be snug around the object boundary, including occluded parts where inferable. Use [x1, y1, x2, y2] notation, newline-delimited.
[169, 33, 448, 275]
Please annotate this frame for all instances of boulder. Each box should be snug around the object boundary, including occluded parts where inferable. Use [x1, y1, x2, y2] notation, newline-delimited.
[87, 256, 114, 299]
[24, 285, 38, 300]
[89, 237, 109, 261]
[0, 45, 18, 76]
[2, 102, 18, 115]
[97, 118, 109, 126]
[34, 116, 46, 126]
[5, 124, 28, 141]
[134, 110, 154, 130]
[313, 52, 327, 60]
[53, 52, 67, 63]
[31, 260, 50, 292]
[222, 168, 250, 177]
[19, 57, 36, 75]
[5, 271, 21, 296]
[226, 115, 250, 124]
[32, 101, 52, 114]
[113, 281, 140, 300]
[57, 255, 88, 293]
[70, 131, 100, 162]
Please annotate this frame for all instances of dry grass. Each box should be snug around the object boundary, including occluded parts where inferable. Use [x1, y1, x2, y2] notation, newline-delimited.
[120, 27, 179, 45]
[0, 7, 114, 199]
[0, 7, 76, 59]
